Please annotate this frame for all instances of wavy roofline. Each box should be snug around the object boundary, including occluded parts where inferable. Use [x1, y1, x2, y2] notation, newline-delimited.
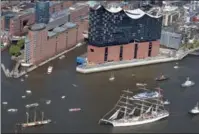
[90, 5, 162, 19]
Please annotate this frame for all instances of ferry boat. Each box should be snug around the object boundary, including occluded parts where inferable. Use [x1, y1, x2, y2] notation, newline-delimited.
[47, 66, 53, 74]
[131, 91, 161, 100]
[99, 89, 169, 127]
[21, 111, 51, 128]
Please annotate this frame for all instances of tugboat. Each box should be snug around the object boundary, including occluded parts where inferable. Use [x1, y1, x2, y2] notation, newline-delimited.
[155, 74, 169, 81]
[99, 89, 169, 127]
[189, 102, 199, 115]
[181, 77, 195, 87]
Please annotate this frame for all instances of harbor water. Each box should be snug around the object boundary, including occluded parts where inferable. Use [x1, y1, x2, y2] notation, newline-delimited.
[1, 46, 199, 133]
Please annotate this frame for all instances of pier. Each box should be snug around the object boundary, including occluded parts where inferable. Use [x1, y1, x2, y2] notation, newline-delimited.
[76, 47, 199, 74]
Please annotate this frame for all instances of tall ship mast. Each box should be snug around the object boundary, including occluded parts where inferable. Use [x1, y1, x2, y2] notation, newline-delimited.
[99, 89, 169, 127]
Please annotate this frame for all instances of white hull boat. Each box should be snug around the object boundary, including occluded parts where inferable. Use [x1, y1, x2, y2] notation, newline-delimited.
[109, 73, 115, 81]
[189, 102, 199, 115]
[136, 83, 147, 86]
[181, 77, 195, 87]
[101, 112, 169, 127]
[132, 91, 161, 100]
[161, 100, 170, 105]
[99, 89, 169, 127]
[59, 55, 65, 60]
[26, 103, 39, 108]
[47, 66, 53, 74]
[76, 43, 82, 47]
[7, 109, 18, 112]
[22, 120, 51, 127]
[174, 66, 179, 69]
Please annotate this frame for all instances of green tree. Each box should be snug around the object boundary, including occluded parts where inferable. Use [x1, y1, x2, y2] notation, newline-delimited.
[9, 45, 21, 56]
[17, 39, 25, 48]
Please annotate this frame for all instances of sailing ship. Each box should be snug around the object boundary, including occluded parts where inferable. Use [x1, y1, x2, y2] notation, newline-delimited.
[99, 89, 169, 127]
[189, 102, 199, 115]
[21, 111, 51, 128]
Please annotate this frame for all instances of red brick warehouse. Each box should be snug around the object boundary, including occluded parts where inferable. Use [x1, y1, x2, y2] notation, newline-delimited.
[87, 5, 163, 64]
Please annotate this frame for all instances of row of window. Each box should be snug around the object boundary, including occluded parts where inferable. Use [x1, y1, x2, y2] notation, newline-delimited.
[90, 43, 153, 61]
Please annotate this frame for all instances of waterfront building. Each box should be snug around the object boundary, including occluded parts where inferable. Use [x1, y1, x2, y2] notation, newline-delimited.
[87, 5, 162, 64]
[35, 1, 50, 24]
[23, 17, 88, 65]
[160, 31, 182, 50]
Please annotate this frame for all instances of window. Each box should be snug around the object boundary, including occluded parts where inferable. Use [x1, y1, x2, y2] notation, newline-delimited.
[134, 44, 138, 59]
[104, 47, 108, 62]
[90, 49, 94, 52]
[119, 45, 123, 61]
[148, 42, 152, 57]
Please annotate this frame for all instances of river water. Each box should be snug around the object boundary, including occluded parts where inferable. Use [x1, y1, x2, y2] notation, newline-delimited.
[1, 46, 199, 133]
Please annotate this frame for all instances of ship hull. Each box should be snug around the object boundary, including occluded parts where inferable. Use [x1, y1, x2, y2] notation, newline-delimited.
[109, 113, 169, 127]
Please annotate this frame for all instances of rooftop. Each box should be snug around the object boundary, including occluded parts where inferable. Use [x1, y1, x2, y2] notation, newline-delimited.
[69, 2, 89, 12]
[30, 23, 46, 31]
[46, 16, 68, 30]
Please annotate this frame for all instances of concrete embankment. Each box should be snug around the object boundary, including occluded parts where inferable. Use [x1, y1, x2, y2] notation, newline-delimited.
[76, 47, 199, 74]
[13, 43, 82, 78]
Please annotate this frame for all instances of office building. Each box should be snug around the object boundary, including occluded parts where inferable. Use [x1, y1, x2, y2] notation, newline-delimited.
[35, 1, 50, 24]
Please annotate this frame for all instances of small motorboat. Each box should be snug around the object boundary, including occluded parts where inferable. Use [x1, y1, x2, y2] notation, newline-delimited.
[46, 100, 51, 105]
[174, 66, 179, 69]
[47, 66, 53, 74]
[136, 83, 147, 86]
[59, 55, 65, 60]
[69, 108, 81, 112]
[2, 101, 8, 105]
[25, 74, 29, 78]
[72, 84, 77, 87]
[7, 109, 18, 112]
[189, 102, 199, 115]
[155, 75, 169, 81]
[22, 95, 26, 99]
[181, 77, 195, 87]
[25, 103, 39, 108]
[162, 100, 170, 105]
[109, 73, 115, 81]
[21, 78, 24, 82]
[61, 96, 66, 99]
[76, 43, 82, 47]
[26, 90, 32, 94]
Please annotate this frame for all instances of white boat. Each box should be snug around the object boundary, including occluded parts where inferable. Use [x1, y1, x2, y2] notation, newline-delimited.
[25, 74, 29, 78]
[99, 89, 169, 127]
[7, 109, 18, 112]
[174, 66, 179, 69]
[136, 83, 147, 86]
[69, 108, 81, 112]
[72, 84, 78, 87]
[131, 91, 161, 100]
[22, 95, 26, 99]
[161, 100, 170, 105]
[47, 66, 53, 74]
[109, 73, 115, 81]
[76, 43, 82, 47]
[189, 102, 199, 115]
[46, 100, 51, 105]
[21, 78, 24, 82]
[181, 77, 195, 87]
[21, 111, 51, 128]
[2, 101, 8, 105]
[61, 96, 66, 99]
[59, 55, 65, 60]
[25, 103, 39, 108]
[26, 90, 32, 94]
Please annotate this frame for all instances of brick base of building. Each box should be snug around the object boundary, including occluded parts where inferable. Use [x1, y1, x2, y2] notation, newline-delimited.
[87, 40, 160, 64]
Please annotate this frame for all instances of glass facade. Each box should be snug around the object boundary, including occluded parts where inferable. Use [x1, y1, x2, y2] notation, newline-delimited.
[88, 6, 163, 47]
[35, 1, 50, 24]
[4, 14, 15, 30]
